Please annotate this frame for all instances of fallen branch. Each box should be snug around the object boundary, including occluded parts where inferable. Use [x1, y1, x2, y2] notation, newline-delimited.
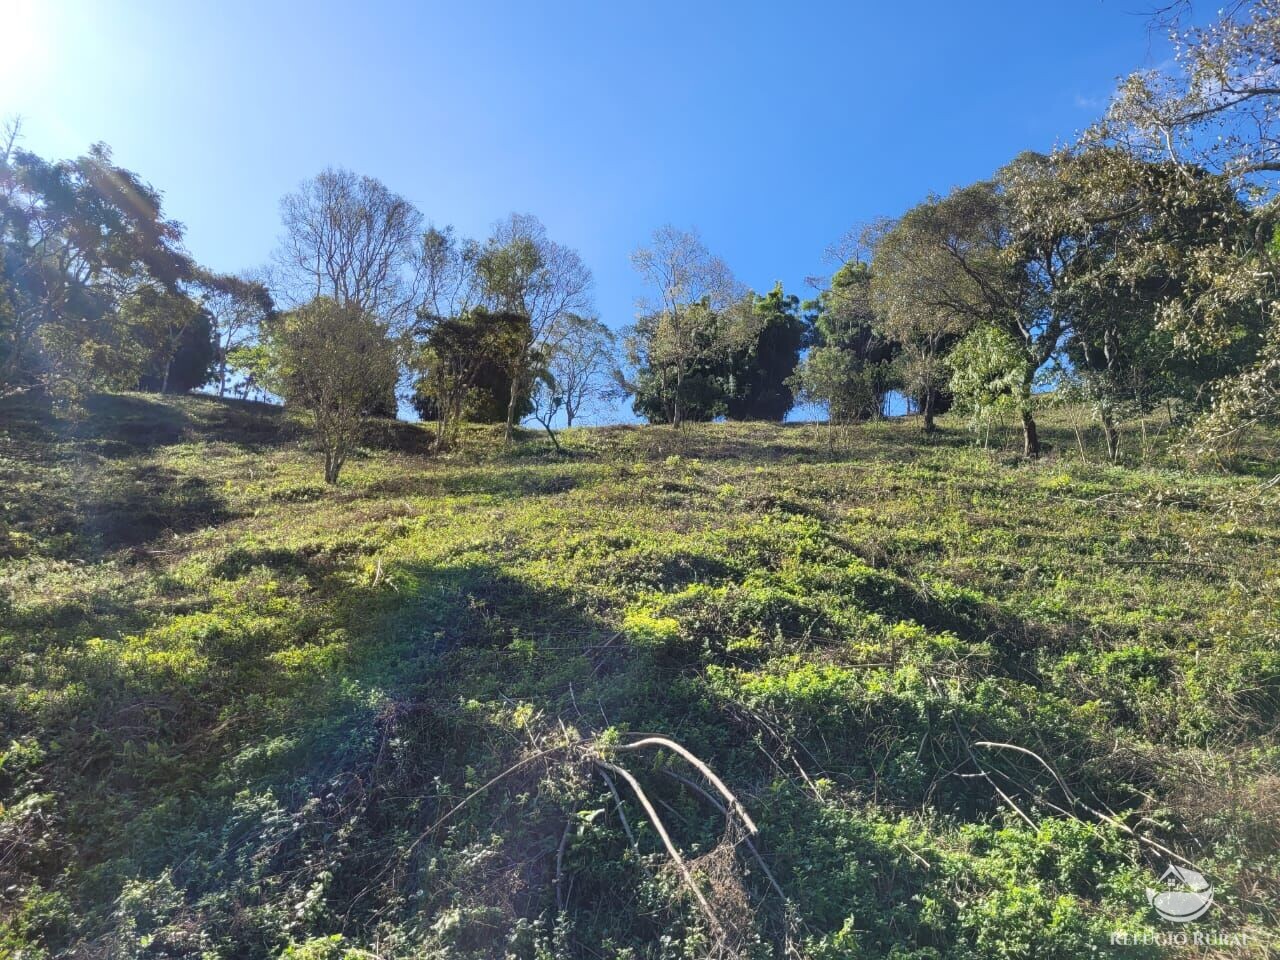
[616, 736, 758, 834]
[555, 818, 572, 912]
[972, 738, 1200, 869]
[662, 769, 787, 905]
[950, 715, 1038, 830]
[598, 766, 638, 850]
[595, 758, 727, 940]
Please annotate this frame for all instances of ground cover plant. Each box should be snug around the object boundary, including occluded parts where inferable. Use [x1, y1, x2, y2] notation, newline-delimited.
[1, 391, 1277, 958]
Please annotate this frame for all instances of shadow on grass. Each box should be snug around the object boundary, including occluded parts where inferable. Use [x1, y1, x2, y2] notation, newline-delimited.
[75, 392, 291, 457]
[80, 463, 230, 553]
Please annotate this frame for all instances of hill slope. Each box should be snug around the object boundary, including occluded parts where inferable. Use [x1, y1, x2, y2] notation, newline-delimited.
[1, 393, 1278, 958]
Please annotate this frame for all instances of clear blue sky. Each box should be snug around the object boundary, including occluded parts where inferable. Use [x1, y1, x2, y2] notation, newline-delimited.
[2, 1, 1176, 411]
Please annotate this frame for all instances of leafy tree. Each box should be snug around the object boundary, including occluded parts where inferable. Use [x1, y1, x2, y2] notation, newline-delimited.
[793, 262, 899, 423]
[870, 194, 995, 434]
[411, 307, 531, 450]
[877, 167, 1093, 456]
[270, 297, 399, 483]
[624, 307, 709, 424]
[476, 214, 593, 440]
[116, 284, 217, 393]
[1093, 1, 1280, 453]
[224, 342, 274, 402]
[0, 130, 193, 405]
[1100, 0, 1280, 184]
[199, 271, 275, 398]
[947, 324, 1031, 448]
[724, 284, 804, 421]
[409, 353, 528, 424]
[628, 226, 754, 428]
[1022, 149, 1261, 459]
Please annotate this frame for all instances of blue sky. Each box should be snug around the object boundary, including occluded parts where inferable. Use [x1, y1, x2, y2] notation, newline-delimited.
[1, 1, 1178, 417]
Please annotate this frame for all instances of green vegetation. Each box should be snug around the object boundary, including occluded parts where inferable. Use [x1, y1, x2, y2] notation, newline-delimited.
[4, 5, 1280, 956]
[2, 392, 1277, 957]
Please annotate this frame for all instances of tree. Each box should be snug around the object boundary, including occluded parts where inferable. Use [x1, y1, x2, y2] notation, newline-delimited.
[417, 225, 483, 324]
[724, 284, 804, 421]
[947, 324, 1031, 449]
[224, 342, 273, 402]
[409, 352, 529, 424]
[200, 271, 274, 397]
[476, 214, 593, 440]
[275, 168, 423, 328]
[869, 196, 995, 434]
[628, 226, 752, 428]
[116, 284, 216, 393]
[1099, 0, 1280, 184]
[1092, 2, 1280, 453]
[411, 307, 531, 451]
[527, 367, 565, 453]
[0, 132, 193, 405]
[1016, 148, 1259, 459]
[271, 297, 399, 484]
[546, 314, 615, 427]
[625, 310, 728, 424]
[877, 170, 1092, 457]
[793, 262, 899, 423]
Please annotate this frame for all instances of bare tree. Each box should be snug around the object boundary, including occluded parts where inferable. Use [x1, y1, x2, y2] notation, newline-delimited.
[1097, 1, 1280, 184]
[549, 315, 616, 427]
[417, 225, 483, 323]
[629, 225, 748, 429]
[476, 213, 594, 440]
[275, 168, 423, 330]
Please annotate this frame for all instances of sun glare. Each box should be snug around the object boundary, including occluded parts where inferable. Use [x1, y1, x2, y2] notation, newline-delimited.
[0, 0, 49, 92]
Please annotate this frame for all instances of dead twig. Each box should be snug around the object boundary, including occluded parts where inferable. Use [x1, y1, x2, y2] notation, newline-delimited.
[662, 769, 787, 905]
[616, 736, 759, 834]
[595, 758, 727, 941]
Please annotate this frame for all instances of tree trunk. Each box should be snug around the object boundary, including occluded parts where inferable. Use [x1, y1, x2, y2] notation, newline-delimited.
[505, 377, 520, 442]
[501, 386, 517, 442]
[1102, 411, 1120, 462]
[539, 417, 561, 453]
[672, 367, 684, 430]
[922, 390, 935, 434]
[1021, 409, 1041, 459]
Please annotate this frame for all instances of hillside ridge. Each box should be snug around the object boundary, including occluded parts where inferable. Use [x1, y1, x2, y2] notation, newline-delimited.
[1, 392, 1278, 958]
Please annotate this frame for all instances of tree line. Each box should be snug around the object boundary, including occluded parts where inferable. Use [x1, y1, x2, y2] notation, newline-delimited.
[3, 1, 1278, 479]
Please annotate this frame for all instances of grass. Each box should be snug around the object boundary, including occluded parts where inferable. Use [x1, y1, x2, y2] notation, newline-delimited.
[1, 391, 1278, 958]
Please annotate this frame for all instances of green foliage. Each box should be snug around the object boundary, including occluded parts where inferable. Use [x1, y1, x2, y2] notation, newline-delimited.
[628, 285, 804, 426]
[269, 297, 400, 483]
[0, 136, 195, 405]
[724, 284, 805, 422]
[947, 325, 1030, 445]
[411, 307, 534, 448]
[118, 283, 218, 394]
[1, 391, 1277, 958]
[793, 263, 900, 423]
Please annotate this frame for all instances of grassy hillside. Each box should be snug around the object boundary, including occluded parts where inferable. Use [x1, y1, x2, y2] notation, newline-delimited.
[1, 393, 1278, 959]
